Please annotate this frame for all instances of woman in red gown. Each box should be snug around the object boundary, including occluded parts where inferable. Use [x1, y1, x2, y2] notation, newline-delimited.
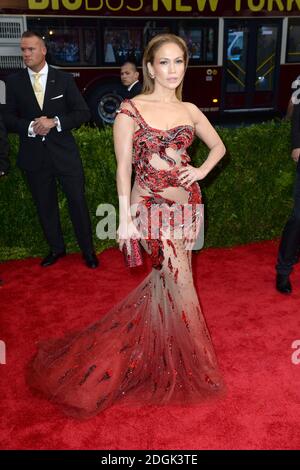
[27, 34, 226, 419]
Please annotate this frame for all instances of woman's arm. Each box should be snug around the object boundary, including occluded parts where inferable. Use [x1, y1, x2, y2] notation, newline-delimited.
[179, 103, 226, 187]
[113, 109, 139, 248]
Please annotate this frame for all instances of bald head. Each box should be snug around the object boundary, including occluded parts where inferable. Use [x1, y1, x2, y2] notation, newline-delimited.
[21, 31, 47, 72]
[120, 62, 139, 87]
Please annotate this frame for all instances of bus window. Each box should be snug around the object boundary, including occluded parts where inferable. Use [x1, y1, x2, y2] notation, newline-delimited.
[142, 21, 170, 46]
[287, 19, 300, 63]
[103, 22, 143, 65]
[27, 18, 97, 66]
[255, 25, 277, 91]
[178, 21, 217, 64]
[103, 20, 171, 66]
[225, 27, 249, 93]
[227, 32, 243, 61]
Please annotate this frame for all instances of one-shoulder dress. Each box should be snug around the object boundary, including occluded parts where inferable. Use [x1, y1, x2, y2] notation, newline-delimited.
[27, 99, 224, 419]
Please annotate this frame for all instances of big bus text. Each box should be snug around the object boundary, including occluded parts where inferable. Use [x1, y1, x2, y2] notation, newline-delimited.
[1, 0, 300, 124]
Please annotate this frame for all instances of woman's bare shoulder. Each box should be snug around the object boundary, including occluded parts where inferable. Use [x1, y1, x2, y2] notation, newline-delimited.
[182, 101, 202, 114]
[182, 102, 206, 123]
[131, 94, 151, 104]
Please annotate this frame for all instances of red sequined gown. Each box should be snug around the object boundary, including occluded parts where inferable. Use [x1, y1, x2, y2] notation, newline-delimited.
[27, 99, 224, 419]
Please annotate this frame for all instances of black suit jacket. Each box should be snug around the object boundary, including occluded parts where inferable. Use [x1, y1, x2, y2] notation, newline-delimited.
[291, 103, 300, 174]
[292, 103, 300, 148]
[126, 81, 143, 99]
[5, 66, 91, 173]
[0, 112, 9, 174]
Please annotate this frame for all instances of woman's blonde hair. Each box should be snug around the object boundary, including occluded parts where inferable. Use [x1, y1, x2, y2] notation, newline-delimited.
[142, 34, 189, 101]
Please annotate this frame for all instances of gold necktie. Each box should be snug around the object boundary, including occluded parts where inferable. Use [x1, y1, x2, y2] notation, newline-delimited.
[33, 73, 44, 109]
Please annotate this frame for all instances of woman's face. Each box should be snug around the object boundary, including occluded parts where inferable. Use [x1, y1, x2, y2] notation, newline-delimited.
[148, 42, 185, 91]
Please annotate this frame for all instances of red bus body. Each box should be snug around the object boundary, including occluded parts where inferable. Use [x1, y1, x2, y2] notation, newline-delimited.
[1, 1, 300, 124]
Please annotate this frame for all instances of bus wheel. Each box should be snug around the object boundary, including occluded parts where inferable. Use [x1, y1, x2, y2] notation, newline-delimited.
[87, 82, 125, 127]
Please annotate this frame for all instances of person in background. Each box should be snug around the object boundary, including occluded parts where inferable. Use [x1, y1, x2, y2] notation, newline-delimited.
[0, 112, 9, 177]
[276, 101, 300, 294]
[120, 60, 142, 99]
[0, 112, 10, 286]
[5, 31, 98, 269]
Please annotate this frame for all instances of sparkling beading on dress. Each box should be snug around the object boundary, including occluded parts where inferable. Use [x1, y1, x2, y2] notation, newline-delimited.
[27, 99, 224, 419]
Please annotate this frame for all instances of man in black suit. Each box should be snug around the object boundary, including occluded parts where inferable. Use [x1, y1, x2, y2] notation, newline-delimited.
[0, 112, 9, 177]
[5, 31, 98, 269]
[276, 103, 300, 293]
[0, 112, 9, 285]
[120, 61, 142, 99]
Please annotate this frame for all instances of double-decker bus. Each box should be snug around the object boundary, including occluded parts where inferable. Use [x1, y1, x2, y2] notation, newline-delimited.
[1, 0, 300, 125]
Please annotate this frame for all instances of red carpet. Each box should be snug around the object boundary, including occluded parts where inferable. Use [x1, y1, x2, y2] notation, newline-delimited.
[0, 240, 300, 450]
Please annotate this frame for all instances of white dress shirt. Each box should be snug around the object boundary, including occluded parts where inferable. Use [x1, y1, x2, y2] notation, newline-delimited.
[127, 80, 139, 92]
[27, 62, 61, 137]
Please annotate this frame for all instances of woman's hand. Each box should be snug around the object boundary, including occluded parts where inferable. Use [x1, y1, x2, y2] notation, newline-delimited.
[178, 164, 207, 188]
[117, 219, 141, 251]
